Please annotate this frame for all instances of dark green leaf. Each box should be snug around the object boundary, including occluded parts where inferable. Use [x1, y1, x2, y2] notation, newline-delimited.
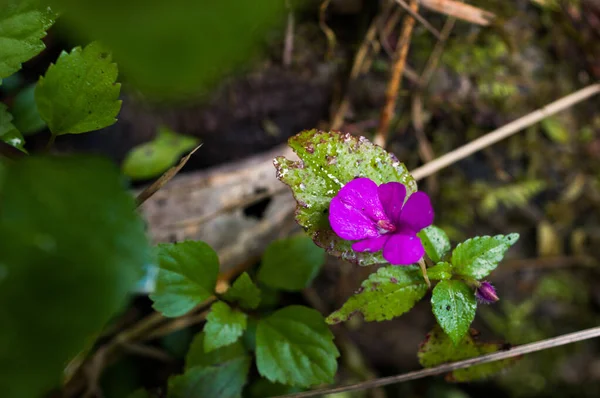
[452, 234, 519, 279]
[0, 1, 55, 79]
[258, 235, 325, 291]
[10, 83, 46, 135]
[122, 126, 200, 180]
[249, 379, 303, 398]
[327, 265, 428, 324]
[428, 262, 453, 281]
[35, 41, 121, 135]
[204, 301, 247, 352]
[418, 325, 517, 382]
[150, 241, 219, 317]
[0, 155, 149, 398]
[127, 389, 152, 398]
[223, 272, 261, 310]
[431, 280, 477, 345]
[256, 305, 339, 387]
[0, 103, 26, 152]
[418, 225, 451, 263]
[186, 331, 247, 371]
[274, 130, 416, 266]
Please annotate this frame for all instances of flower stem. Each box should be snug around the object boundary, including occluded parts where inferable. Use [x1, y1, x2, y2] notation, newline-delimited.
[418, 258, 431, 287]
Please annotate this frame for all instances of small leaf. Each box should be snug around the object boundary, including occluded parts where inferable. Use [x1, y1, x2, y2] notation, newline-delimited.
[451, 234, 519, 279]
[186, 331, 247, 371]
[168, 357, 250, 398]
[0, 103, 26, 152]
[256, 305, 339, 387]
[431, 280, 477, 345]
[418, 225, 451, 263]
[541, 117, 570, 144]
[204, 301, 247, 352]
[418, 325, 517, 382]
[327, 265, 428, 324]
[258, 235, 325, 291]
[0, 1, 55, 79]
[35, 41, 121, 135]
[428, 262, 453, 281]
[223, 272, 261, 310]
[123, 126, 200, 180]
[10, 83, 46, 135]
[150, 241, 219, 317]
[274, 130, 417, 266]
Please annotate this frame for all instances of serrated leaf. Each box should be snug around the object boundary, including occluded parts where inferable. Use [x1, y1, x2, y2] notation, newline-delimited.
[258, 235, 325, 291]
[204, 301, 247, 352]
[123, 126, 200, 180]
[451, 234, 519, 279]
[150, 241, 219, 317]
[418, 325, 517, 382]
[223, 272, 261, 310]
[418, 225, 451, 263]
[0, 103, 26, 152]
[0, 1, 55, 79]
[327, 265, 428, 324]
[428, 262, 453, 281]
[256, 305, 339, 387]
[431, 280, 477, 345]
[274, 130, 417, 266]
[0, 155, 149, 398]
[10, 83, 46, 135]
[186, 331, 247, 371]
[168, 357, 250, 398]
[35, 41, 121, 135]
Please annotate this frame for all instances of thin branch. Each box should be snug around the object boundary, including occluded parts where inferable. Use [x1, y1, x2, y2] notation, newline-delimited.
[277, 326, 600, 398]
[283, 0, 295, 67]
[319, 0, 336, 60]
[411, 83, 600, 181]
[394, 0, 442, 39]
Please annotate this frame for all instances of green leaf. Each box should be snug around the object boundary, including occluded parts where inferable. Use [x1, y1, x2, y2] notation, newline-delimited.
[150, 241, 219, 317]
[249, 379, 303, 398]
[0, 155, 149, 398]
[418, 225, 451, 263]
[256, 305, 339, 387]
[168, 357, 251, 398]
[427, 262, 453, 281]
[327, 265, 428, 324]
[223, 272, 261, 310]
[431, 280, 477, 345]
[10, 83, 46, 135]
[35, 41, 121, 135]
[122, 126, 200, 180]
[451, 234, 519, 279]
[258, 235, 325, 291]
[418, 325, 517, 382]
[541, 117, 570, 144]
[0, 103, 26, 152]
[48, 0, 285, 99]
[274, 130, 417, 266]
[186, 331, 247, 371]
[204, 301, 247, 352]
[0, 1, 55, 79]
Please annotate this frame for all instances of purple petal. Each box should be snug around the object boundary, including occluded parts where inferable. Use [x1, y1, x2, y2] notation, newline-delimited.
[382, 230, 425, 265]
[398, 191, 434, 232]
[336, 178, 388, 223]
[329, 196, 380, 240]
[352, 235, 390, 253]
[377, 182, 406, 224]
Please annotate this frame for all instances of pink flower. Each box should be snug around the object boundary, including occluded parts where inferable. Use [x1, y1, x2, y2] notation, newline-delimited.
[475, 281, 499, 304]
[329, 177, 434, 265]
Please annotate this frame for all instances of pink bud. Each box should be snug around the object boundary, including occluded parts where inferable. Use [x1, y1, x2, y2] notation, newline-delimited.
[476, 281, 499, 304]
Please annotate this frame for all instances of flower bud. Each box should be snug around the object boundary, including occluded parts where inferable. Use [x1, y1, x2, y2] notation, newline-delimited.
[476, 281, 499, 304]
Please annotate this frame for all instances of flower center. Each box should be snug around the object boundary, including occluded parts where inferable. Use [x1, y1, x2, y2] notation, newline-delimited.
[377, 219, 396, 234]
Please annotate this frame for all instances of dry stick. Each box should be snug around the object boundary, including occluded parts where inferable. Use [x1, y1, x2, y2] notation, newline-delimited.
[283, 0, 295, 67]
[277, 326, 600, 398]
[319, 0, 336, 60]
[394, 0, 442, 39]
[411, 83, 600, 181]
[374, 0, 419, 148]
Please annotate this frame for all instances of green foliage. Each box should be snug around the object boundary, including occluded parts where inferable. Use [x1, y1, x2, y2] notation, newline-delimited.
[418, 225, 451, 263]
[128, 389, 152, 398]
[122, 126, 200, 180]
[274, 130, 416, 266]
[49, 0, 285, 99]
[204, 302, 247, 352]
[0, 103, 26, 152]
[327, 266, 428, 323]
[431, 280, 477, 345]
[249, 379, 303, 397]
[0, 155, 149, 398]
[451, 234, 519, 279]
[427, 262, 453, 281]
[223, 272, 261, 310]
[419, 325, 517, 382]
[9, 83, 46, 135]
[0, 0, 55, 79]
[256, 306, 339, 387]
[35, 41, 121, 135]
[475, 180, 546, 215]
[150, 241, 219, 317]
[257, 235, 326, 291]
[186, 332, 247, 371]
[541, 117, 570, 144]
